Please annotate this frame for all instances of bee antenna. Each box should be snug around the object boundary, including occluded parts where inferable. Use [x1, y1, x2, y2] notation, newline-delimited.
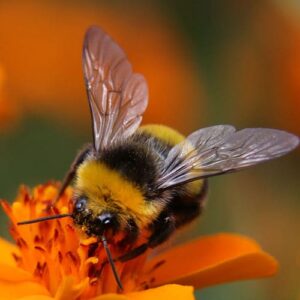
[101, 235, 123, 291]
[17, 213, 73, 225]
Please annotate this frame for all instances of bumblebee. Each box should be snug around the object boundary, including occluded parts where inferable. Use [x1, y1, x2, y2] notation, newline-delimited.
[19, 26, 299, 289]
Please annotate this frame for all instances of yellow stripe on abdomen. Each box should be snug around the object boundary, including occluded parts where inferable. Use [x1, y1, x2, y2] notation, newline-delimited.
[139, 124, 185, 146]
[140, 124, 205, 195]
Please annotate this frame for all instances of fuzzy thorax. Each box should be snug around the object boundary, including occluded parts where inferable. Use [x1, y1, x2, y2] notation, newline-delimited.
[74, 160, 163, 227]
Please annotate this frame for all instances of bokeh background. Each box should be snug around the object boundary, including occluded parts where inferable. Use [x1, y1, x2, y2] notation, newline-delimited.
[0, 1, 299, 299]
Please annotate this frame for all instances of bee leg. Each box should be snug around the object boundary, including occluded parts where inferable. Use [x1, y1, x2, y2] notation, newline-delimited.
[118, 243, 149, 262]
[53, 144, 92, 205]
[147, 212, 176, 248]
[117, 212, 175, 263]
[118, 219, 139, 249]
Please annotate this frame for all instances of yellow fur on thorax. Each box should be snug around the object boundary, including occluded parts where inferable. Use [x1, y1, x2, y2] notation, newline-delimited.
[75, 160, 163, 226]
[139, 124, 185, 146]
[139, 124, 205, 195]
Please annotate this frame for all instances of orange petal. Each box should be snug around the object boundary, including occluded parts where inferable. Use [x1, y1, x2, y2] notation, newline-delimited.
[142, 233, 278, 289]
[54, 276, 89, 300]
[90, 294, 128, 300]
[0, 280, 50, 299]
[0, 237, 19, 266]
[128, 285, 194, 300]
[0, 264, 33, 281]
[91, 285, 194, 300]
[18, 296, 53, 300]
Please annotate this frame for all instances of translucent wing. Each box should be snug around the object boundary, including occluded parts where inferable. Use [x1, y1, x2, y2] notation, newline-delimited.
[82, 26, 148, 152]
[157, 125, 299, 189]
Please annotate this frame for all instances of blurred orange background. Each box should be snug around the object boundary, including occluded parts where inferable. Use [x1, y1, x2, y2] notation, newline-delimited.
[0, 1, 203, 132]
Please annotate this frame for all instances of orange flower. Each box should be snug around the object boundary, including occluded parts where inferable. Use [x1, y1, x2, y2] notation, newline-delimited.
[0, 183, 278, 299]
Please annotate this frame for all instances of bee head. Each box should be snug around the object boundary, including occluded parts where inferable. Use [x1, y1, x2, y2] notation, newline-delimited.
[73, 196, 120, 239]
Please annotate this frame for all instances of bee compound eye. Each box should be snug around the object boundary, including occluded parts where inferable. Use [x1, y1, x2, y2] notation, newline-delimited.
[75, 197, 87, 212]
[96, 213, 113, 226]
[91, 212, 120, 237]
